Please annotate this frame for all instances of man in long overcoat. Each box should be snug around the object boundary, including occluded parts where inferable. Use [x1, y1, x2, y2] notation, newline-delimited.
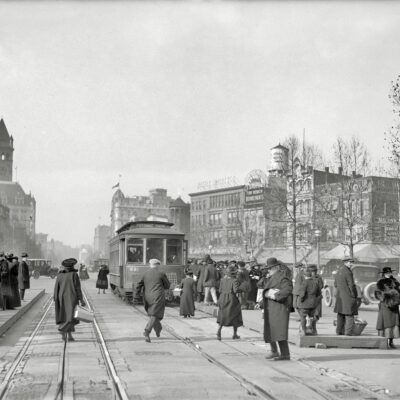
[135, 258, 170, 343]
[196, 260, 206, 302]
[263, 257, 293, 361]
[9, 255, 21, 308]
[18, 252, 30, 301]
[334, 257, 358, 336]
[54, 258, 85, 341]
[203, 259, 220, 305]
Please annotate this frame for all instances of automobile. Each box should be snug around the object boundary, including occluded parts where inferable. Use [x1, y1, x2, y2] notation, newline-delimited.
[321, 261, 381, 307]
[29, 259, 58, 279]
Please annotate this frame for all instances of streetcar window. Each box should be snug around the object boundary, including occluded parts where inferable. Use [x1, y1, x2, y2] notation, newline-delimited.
[146, 238, 164, 263]
[127, 238, 144, 263]
[166, 239, 182, 265]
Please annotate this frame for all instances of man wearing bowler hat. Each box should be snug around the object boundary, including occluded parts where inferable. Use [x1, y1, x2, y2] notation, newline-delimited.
[334, 257, 358, 336]
[263, 257, 293, 361]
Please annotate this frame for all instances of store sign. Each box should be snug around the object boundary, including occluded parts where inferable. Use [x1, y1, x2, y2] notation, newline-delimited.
[197, 176, 238, 191]
[244, 170, 267, 207]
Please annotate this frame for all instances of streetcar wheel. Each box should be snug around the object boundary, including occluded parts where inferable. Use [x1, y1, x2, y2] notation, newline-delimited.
[323, 287, 333, 307]
[33, 270, 40, 279]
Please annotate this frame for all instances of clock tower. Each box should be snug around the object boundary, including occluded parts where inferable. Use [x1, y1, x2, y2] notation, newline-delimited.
[0, 119, 14, 182]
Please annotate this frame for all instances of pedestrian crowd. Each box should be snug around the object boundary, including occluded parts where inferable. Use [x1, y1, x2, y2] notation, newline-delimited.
[0, 251, 30, 310]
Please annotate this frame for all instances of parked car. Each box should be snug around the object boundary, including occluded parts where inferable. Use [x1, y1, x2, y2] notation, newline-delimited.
[321, 261, 380, 307]
[29, 259, 58, 279]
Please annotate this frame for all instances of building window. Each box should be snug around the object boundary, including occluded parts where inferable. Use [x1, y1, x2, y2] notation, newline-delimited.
[166, 239, 182, 265]
[127, 238, 144, 263]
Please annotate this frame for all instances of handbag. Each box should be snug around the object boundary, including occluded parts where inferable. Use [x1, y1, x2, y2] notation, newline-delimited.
[74, 305, 94, 323]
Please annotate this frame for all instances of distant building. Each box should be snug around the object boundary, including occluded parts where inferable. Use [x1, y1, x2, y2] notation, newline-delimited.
[0, 202, 11, 249]
[35, 233, 49, 258]
[0, 119, 36, 252]
[110, 188, 189, 238]
[189, 185, 245, 259]
[169, 197, 190, 239]
[93, 224, 111, 259]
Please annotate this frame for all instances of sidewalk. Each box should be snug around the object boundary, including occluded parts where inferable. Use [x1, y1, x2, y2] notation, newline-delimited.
[195, 302, 400, 397]
[0, 289, 45, 337]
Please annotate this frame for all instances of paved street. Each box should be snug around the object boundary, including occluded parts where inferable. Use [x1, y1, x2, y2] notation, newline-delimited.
[0, 275, 398, 399]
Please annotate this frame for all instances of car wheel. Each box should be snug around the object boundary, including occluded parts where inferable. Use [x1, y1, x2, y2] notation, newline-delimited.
[364, 282, 379, 304]
[323, 287, 333, 307]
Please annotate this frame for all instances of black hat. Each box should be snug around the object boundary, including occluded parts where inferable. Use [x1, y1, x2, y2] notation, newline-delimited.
[0, 252, 4, 257]
[207, 258, 214, 265]
[21, 252, 28, 258]
[227, 265, 238, 277]
[238, 261, 246, 268]
[62, 258, 78, 268]
[185, 267, 193, 275]
[381, 267, 395, 275]
[266, 257, 280, 268]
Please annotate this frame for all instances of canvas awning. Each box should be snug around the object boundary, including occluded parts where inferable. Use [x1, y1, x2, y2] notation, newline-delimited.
[322, 243, 400, 263]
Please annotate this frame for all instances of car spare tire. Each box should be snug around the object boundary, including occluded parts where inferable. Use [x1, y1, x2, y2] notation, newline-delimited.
[364, 282, 379, 304]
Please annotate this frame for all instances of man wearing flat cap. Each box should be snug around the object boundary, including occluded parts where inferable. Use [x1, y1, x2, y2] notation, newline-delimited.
[54, 258, 86, 341]
[135, 259, 170, 343]
[334, 257, 358, 336]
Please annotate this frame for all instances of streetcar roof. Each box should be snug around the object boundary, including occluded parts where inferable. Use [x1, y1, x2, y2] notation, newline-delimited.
[116, 220, 184, 235]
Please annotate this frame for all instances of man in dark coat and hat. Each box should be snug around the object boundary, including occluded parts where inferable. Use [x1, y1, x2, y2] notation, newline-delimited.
[203, 259, 220, 305]
[179, 267, 196, 318]
[54, 258, 85, 341]
[263, 257, 293, 361]
[18, 252, 30, 301]
[334, 257, 358, 336]
[9, 255, 21, 308]
[195, 259, 206, 302]
[135, 259, 170, 343]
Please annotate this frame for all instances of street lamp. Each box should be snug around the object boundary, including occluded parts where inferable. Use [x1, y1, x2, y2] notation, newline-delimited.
[314, 229, 321, 270]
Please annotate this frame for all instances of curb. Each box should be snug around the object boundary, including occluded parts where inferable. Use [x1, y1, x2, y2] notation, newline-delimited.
[0, 289, 46, 337]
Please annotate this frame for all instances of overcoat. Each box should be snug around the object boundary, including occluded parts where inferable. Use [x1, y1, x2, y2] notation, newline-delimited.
[263, 270, 293, 343]
[53, 268, 83, 333]
[217, 276, 243, 327]
[18, 261, 30, 290]
[375, 277, 400, 331]
[196, 264, 206, 293]
[0, 259, 12, 298]
[292, 271, 304, 309]
[9, 261, 21, 308]
[79, 265, 90, 280]
[136, 268, 170, 320]
[297, 277, 321, 310]
[334, 265, 358, 316]
[203, 264, 220, 288]
[179, 277, 196, 316]
[96, 267, 109, 289]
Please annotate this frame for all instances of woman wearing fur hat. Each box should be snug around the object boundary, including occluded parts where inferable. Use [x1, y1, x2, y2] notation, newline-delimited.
[216, 265, 243, 340]
[375, 267, 400, 349]
[54, 258, 86, 341]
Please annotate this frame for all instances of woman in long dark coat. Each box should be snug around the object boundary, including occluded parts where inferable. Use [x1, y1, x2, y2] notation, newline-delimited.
[179, 268, 196, 317]
[54, 258, 85, 341]
[79, 264, 90, 280]
[8, 256, 21, 308]
[216, 265, 243, 340]
[0, 254, 13, 310]
[375, 267, 400, 349]
[96, 265, 109, 294]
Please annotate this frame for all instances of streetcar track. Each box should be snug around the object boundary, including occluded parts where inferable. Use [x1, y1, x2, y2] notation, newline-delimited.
[82, 286, 129, 400]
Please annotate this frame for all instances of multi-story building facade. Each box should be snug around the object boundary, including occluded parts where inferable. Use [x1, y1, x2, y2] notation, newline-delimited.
[110, 188, 190, 238]
[189, 185, 245, 258]
[0, 119, 36, 248]
[93, 225, 111, 259]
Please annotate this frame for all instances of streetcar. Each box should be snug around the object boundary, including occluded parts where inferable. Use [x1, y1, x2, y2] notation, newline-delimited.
[109, 220, 188, 301]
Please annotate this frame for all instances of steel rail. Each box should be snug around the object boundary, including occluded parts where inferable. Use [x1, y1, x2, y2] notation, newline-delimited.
[0, 295, 55, 399]
[133, 305, 278, 400]
[82, 287, 129, 400]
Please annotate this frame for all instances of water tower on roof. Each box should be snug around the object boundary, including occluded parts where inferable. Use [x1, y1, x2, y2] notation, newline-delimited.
[269, 144, 289, 176]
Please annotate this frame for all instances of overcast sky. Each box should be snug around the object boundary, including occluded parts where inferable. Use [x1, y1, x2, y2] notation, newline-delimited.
[1, 1, 400, 247]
